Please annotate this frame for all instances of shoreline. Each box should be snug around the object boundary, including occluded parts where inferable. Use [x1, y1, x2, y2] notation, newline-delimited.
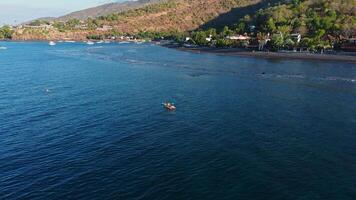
[168, 46, 356, 63]
[2, 40, 356, 63]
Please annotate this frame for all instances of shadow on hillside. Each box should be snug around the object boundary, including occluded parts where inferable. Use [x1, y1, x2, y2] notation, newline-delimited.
[197, 0, 283, 30]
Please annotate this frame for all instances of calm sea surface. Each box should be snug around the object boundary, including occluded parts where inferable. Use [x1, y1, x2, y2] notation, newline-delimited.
[0, 42, 355, 200]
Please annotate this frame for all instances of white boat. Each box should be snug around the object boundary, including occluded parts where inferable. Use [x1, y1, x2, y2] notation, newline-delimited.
[86, 41, 95, 45]
[65, 40, 76, 43]
[163, 103, 176, 111]
[49, 41, 56, 46]
[96, 40, 104, 44]
[104, 40, 111, 44]
[0, 46, 7, 50]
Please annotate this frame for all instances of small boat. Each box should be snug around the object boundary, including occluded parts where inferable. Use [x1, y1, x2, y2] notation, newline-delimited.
[163, 103, 176, 111]
[86, 41, 95, 45]
[96, 40, 104, 44]
[0, 46, 7, 50]
[49, 41, 56, 46]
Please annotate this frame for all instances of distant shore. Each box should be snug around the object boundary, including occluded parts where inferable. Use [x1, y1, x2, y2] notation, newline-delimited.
[165, 45, 356, 63]
[2, 40, 356, 63]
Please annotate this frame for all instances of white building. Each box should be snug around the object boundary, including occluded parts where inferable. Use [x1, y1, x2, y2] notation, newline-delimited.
[291, 33, 301, 43]
[96, 25, 113, 31]
[205, 34, 213, 42]
[226, 35, 251, 40]
[24, 24, 53, 30]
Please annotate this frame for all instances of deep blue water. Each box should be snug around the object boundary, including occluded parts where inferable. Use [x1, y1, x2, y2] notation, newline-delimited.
[0, 41, 355, 200]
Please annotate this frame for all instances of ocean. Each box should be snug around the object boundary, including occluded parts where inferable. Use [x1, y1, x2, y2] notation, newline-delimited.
[0, 42, 355, 199]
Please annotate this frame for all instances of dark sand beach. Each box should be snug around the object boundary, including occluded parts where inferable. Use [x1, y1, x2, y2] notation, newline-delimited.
[172, 46, 356, 63]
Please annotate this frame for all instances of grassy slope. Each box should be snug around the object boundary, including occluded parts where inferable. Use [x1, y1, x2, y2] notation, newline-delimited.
[58, 0, 167, 21]
[12, 0, 299, 40]
[105, 0, 266, 33]
[15, 0, 274, 40]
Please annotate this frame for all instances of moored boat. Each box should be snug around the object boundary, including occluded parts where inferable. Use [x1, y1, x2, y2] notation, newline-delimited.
[163, 103, 176, 111]
[49, 41, 56, 46]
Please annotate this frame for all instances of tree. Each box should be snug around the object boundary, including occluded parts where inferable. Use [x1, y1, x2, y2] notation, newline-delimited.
[284, 38, 295, 49]
[222, 26, 233, 37]
[292, 0, 301, 7]
[216, 38, 234, 48]
[0, 25, 14, 39]
[29, 20, 42, 26]
[266, 18, 276, 33]
[206, 28, 217, 39]
[277, 25, 292, 36]
[86, 18, 98, 30]
[314, 29, 326, 39]
[270, 33, 284, 50]
[53, 21, 66, 32]
[66, 18, 80, 28]
[192, 31, 208, 46]
[235, 20, 246, 34]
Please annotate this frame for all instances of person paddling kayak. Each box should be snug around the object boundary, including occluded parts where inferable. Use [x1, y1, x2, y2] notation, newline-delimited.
[163, 102, 176, 111]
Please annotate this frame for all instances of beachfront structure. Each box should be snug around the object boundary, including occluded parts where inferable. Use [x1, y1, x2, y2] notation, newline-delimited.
[291, 33, 301, 43]
[23, 24, 53, 30]
[97, 25, 113, 31]
[226, 35, 251, 41]
[96, 25, 112, 31]
[206, 34, 213, 42]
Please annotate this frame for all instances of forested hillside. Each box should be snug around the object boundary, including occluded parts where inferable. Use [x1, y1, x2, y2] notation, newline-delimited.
[184, 0, 356, 51]
[6, 0, 356, 51]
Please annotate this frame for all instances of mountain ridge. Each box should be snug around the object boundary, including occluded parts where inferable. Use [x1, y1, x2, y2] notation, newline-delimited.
[58, 0, 167, 21]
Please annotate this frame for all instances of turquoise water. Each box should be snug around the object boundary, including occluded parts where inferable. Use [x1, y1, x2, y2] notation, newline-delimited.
[0, 42, 355, 200]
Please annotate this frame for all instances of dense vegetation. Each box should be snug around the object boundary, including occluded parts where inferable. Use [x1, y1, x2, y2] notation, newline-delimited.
[98, 1, 178, 21]
[5, 0, 356, 52]
[186, 0, 356, 51]
[108, 0, 355, 51]
[249, 0, 355, 50]
[0, 26, 14, 39]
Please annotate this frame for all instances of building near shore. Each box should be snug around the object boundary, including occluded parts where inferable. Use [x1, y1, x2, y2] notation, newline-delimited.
[23, 24, 53, 30]
[291, 33, 301, 43]
[96, 25, 113, 31]
[226, 35, 251, 41]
